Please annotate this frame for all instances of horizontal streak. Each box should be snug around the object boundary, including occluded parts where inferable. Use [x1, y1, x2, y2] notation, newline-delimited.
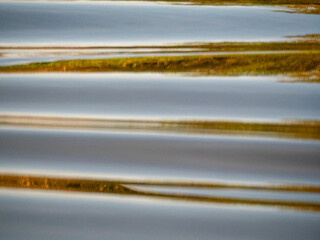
[1, 53, 318, 83]
[1, 174, 320, 212]
[4, 0, 318, 14]
[2, 173, 320, 193]
[0, 114, 319, 140]
[1, 37, 319, 50]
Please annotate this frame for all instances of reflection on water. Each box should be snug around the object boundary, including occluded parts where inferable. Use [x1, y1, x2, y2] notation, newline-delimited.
[1, 114, 319, 140]
[1, 188, 320, 240]
[129, 185, 320, 203]
[1, 73, 319, 120]
[1, 128, 320, 185]
[1, 174, 320, 212]
[1, 1, 319, 239]
[1, 2, 320, 46]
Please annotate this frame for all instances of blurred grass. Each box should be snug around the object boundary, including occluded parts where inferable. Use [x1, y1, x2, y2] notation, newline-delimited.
[1, 114, 320, 140]
[1, 174, 320, 212]
[1, 39, 319, 81]
[1, 52, 319, 80]
[200, 41, 320, 51]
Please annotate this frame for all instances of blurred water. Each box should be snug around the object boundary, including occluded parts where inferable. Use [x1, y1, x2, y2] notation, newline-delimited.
[1, 1, 320, 239]
[0, 1, 319, 46]
[1, 189, 320, 240]
[1, 73, 319, 121]
[1, 128, 320, 185]
[128, 186, 320, 202]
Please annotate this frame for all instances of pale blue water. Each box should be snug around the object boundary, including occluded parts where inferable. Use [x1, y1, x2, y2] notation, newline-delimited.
[1, 2, 320, 239]
[0, 1, 319, 46]
[1, 128, 320, 185]
[1, 189, 320, 240]
[0, 73, 319, 121]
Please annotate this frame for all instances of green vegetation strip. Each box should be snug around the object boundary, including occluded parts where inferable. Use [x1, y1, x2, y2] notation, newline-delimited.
[0, 52, 319, 78]
[1, 114, 319, 140]
[1, 174, 320, 212]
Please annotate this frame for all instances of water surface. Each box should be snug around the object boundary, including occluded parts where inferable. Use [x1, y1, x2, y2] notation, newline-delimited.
[1, 189, 320, 240]
[1, 1, 320, 239]
[0, 1, 319, 46]
[1, 73, 319, 121]
[1, 128, 319, 185]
